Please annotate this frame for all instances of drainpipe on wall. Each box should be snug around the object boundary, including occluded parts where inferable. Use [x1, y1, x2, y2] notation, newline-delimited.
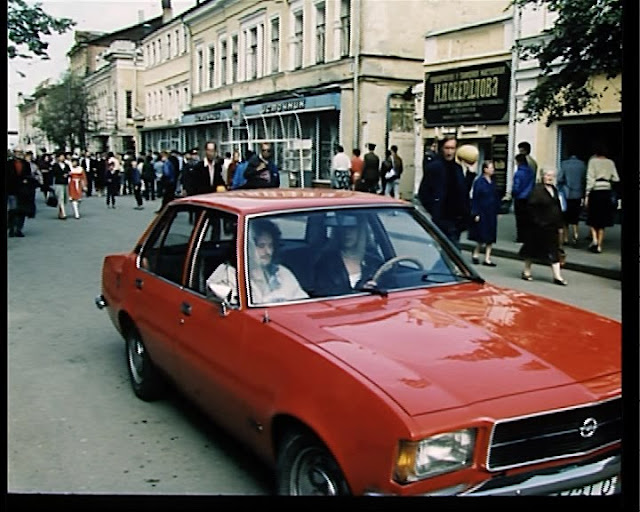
[505, 5, 522, 200]
[352, 0, 361, 150]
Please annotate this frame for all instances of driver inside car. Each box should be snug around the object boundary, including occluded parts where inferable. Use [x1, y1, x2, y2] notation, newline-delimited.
[312, 214, 385, 297]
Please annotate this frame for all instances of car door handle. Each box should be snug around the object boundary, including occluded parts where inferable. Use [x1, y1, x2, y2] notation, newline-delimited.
[181, 302, 192, 316]
[135, 278, 143, 289]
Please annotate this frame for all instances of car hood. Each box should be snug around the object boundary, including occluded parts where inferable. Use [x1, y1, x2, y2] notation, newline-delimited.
[271, 284, 621, 416]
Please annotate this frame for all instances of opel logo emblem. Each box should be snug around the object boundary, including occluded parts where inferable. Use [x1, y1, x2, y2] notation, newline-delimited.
[579, 417, 598, 438]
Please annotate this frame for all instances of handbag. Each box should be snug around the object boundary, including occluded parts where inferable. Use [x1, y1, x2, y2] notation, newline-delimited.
[46, 190, 58, 208]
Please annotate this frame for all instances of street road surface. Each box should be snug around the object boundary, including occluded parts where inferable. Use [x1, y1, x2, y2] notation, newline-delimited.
[7, 191, 622, 496]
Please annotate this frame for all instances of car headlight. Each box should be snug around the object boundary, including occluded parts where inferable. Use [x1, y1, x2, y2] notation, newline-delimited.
[394, 429, 476, 483]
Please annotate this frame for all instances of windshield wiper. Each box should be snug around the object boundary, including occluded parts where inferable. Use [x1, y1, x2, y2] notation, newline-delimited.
[421, 272, 485, 284]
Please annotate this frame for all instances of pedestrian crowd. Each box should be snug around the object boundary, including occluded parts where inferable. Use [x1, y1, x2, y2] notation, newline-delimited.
[6, 140, 284, 236]
[415, 136, 621, 287]
[8, 138, 620, 289]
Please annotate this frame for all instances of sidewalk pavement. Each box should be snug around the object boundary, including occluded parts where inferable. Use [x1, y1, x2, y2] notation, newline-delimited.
[458, 210, 622, 281]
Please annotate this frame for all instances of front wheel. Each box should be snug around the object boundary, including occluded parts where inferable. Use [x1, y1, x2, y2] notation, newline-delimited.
[277, 430, 350, 496]
[125, 326, 165, 401]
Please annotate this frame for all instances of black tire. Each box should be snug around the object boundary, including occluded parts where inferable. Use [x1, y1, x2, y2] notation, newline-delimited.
[276, 430, 350, 496]
[125, 326, 165, 401]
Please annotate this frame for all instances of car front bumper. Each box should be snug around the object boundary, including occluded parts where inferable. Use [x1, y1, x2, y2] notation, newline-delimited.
[363, 453, 620, 496]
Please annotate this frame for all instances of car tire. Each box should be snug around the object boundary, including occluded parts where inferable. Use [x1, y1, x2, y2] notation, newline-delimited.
[276, 430, 350, 496]
[125, 326, 165, 401]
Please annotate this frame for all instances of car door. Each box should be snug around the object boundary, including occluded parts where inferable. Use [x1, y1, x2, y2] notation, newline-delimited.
[171, 209, 250, 431]
[133, 205, 204, 379]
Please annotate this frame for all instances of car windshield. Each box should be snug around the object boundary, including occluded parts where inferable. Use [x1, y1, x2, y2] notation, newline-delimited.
[244, 207, 481, 306]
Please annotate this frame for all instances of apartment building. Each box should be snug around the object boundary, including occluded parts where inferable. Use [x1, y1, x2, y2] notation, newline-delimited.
[67, 15, 164, 153]
[139, 3, 194, 152]
[169, 0, 509, 191]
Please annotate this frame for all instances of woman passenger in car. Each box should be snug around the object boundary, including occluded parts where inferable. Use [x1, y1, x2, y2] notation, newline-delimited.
[312, 216, 384, 297]
[246, 219, 308, 304]
[207, 219, 307, 304]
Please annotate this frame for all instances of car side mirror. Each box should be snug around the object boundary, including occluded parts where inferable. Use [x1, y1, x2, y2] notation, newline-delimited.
[206, 283, 233, 317]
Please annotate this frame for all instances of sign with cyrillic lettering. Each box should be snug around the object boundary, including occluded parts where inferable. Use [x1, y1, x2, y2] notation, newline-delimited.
[423, 62, 511, 127]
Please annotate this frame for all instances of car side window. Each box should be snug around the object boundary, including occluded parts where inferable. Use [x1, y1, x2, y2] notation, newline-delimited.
[140, 206, 202, 285]
[189, 209, 239, 298]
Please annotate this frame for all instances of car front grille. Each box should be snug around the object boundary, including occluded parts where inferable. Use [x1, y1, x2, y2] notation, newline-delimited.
[486, 396, 622, 471]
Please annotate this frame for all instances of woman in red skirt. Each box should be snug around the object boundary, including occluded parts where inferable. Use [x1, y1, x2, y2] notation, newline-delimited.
[68, 157, 88, 219]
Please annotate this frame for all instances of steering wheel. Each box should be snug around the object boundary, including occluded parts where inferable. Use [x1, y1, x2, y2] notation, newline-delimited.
[370, 256, 424, 283]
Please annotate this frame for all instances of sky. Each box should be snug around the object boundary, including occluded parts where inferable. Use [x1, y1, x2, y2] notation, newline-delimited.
[7, 0, 197, 145]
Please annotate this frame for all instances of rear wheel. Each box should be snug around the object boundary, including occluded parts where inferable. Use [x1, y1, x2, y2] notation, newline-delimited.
[276, 430, 350, 496]
[125, 326, 165, 401]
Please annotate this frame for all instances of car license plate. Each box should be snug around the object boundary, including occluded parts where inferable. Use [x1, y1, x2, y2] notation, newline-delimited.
[551, 475, 619, 496]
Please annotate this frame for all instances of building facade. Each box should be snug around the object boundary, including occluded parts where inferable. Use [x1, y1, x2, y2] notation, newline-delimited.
[414, 8, 515, 199]
[513, 3, 622, 182]
[413, 1, 622, 201]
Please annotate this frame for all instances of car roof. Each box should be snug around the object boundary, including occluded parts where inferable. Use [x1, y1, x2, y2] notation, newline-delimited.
[172, 188, 408, 215]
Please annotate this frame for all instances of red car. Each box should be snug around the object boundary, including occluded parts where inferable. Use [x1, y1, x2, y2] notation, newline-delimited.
[96, 189, 621, 496]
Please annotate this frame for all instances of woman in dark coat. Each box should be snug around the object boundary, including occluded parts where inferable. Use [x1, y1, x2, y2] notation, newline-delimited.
[468, 160, 499, 266]
[519, 168, 568, 285]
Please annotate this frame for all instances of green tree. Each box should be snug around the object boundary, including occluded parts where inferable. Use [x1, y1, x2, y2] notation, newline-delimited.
[34, 72, 93, 151]
[8, 0, 75, 60]
[511, 0, 622, 124]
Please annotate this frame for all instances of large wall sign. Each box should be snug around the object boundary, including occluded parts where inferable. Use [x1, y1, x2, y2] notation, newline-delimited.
[423, 62, 511, 127]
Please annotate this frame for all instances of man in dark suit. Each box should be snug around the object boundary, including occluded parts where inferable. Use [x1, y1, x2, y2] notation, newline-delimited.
[417, 136, 470, 247]
[7, 148, 38, 237]
[190, 141, 225, 195]
[359, 143, 380, 194]
[80, 150, 97, 197]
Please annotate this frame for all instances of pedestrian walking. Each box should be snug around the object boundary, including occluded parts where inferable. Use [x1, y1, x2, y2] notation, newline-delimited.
[557, 152, 587, 245]
[383, 145, 403, 198]
[468, 161, 500, 266]
[331, 145, 351, 190]
[417, 136, 470, 248]
[191, 141, 226, 194]
[225, 150, 240, 189]
[357, 143, 380, 193]
[153, 152, 165, 199]
[68, 157, 88, 219]
[81, 150, 96, 197]
[141, 155, 156, 201]
[350, 148, 364, 190]
[231, 149, 254, 190]
[584, 145, 620, 253]
[132, 157, 144, 209]
[158, 150, 178, 211]
[242, 142, 279, 189]
[7, 148, 38, 237]
[105, 152, 121, 209]
[519, 168, 567, 285]
[51, 151, 71, 219]
[511, 153, 535, 243]
[94, 152, 106, 197]
[518, 141, 539, 182]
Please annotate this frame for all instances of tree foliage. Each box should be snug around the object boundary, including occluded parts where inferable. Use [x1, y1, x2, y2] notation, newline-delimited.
[7, 0, 76, 59]
[34, 72, 93, 151]
[511, 0, 622, 124]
